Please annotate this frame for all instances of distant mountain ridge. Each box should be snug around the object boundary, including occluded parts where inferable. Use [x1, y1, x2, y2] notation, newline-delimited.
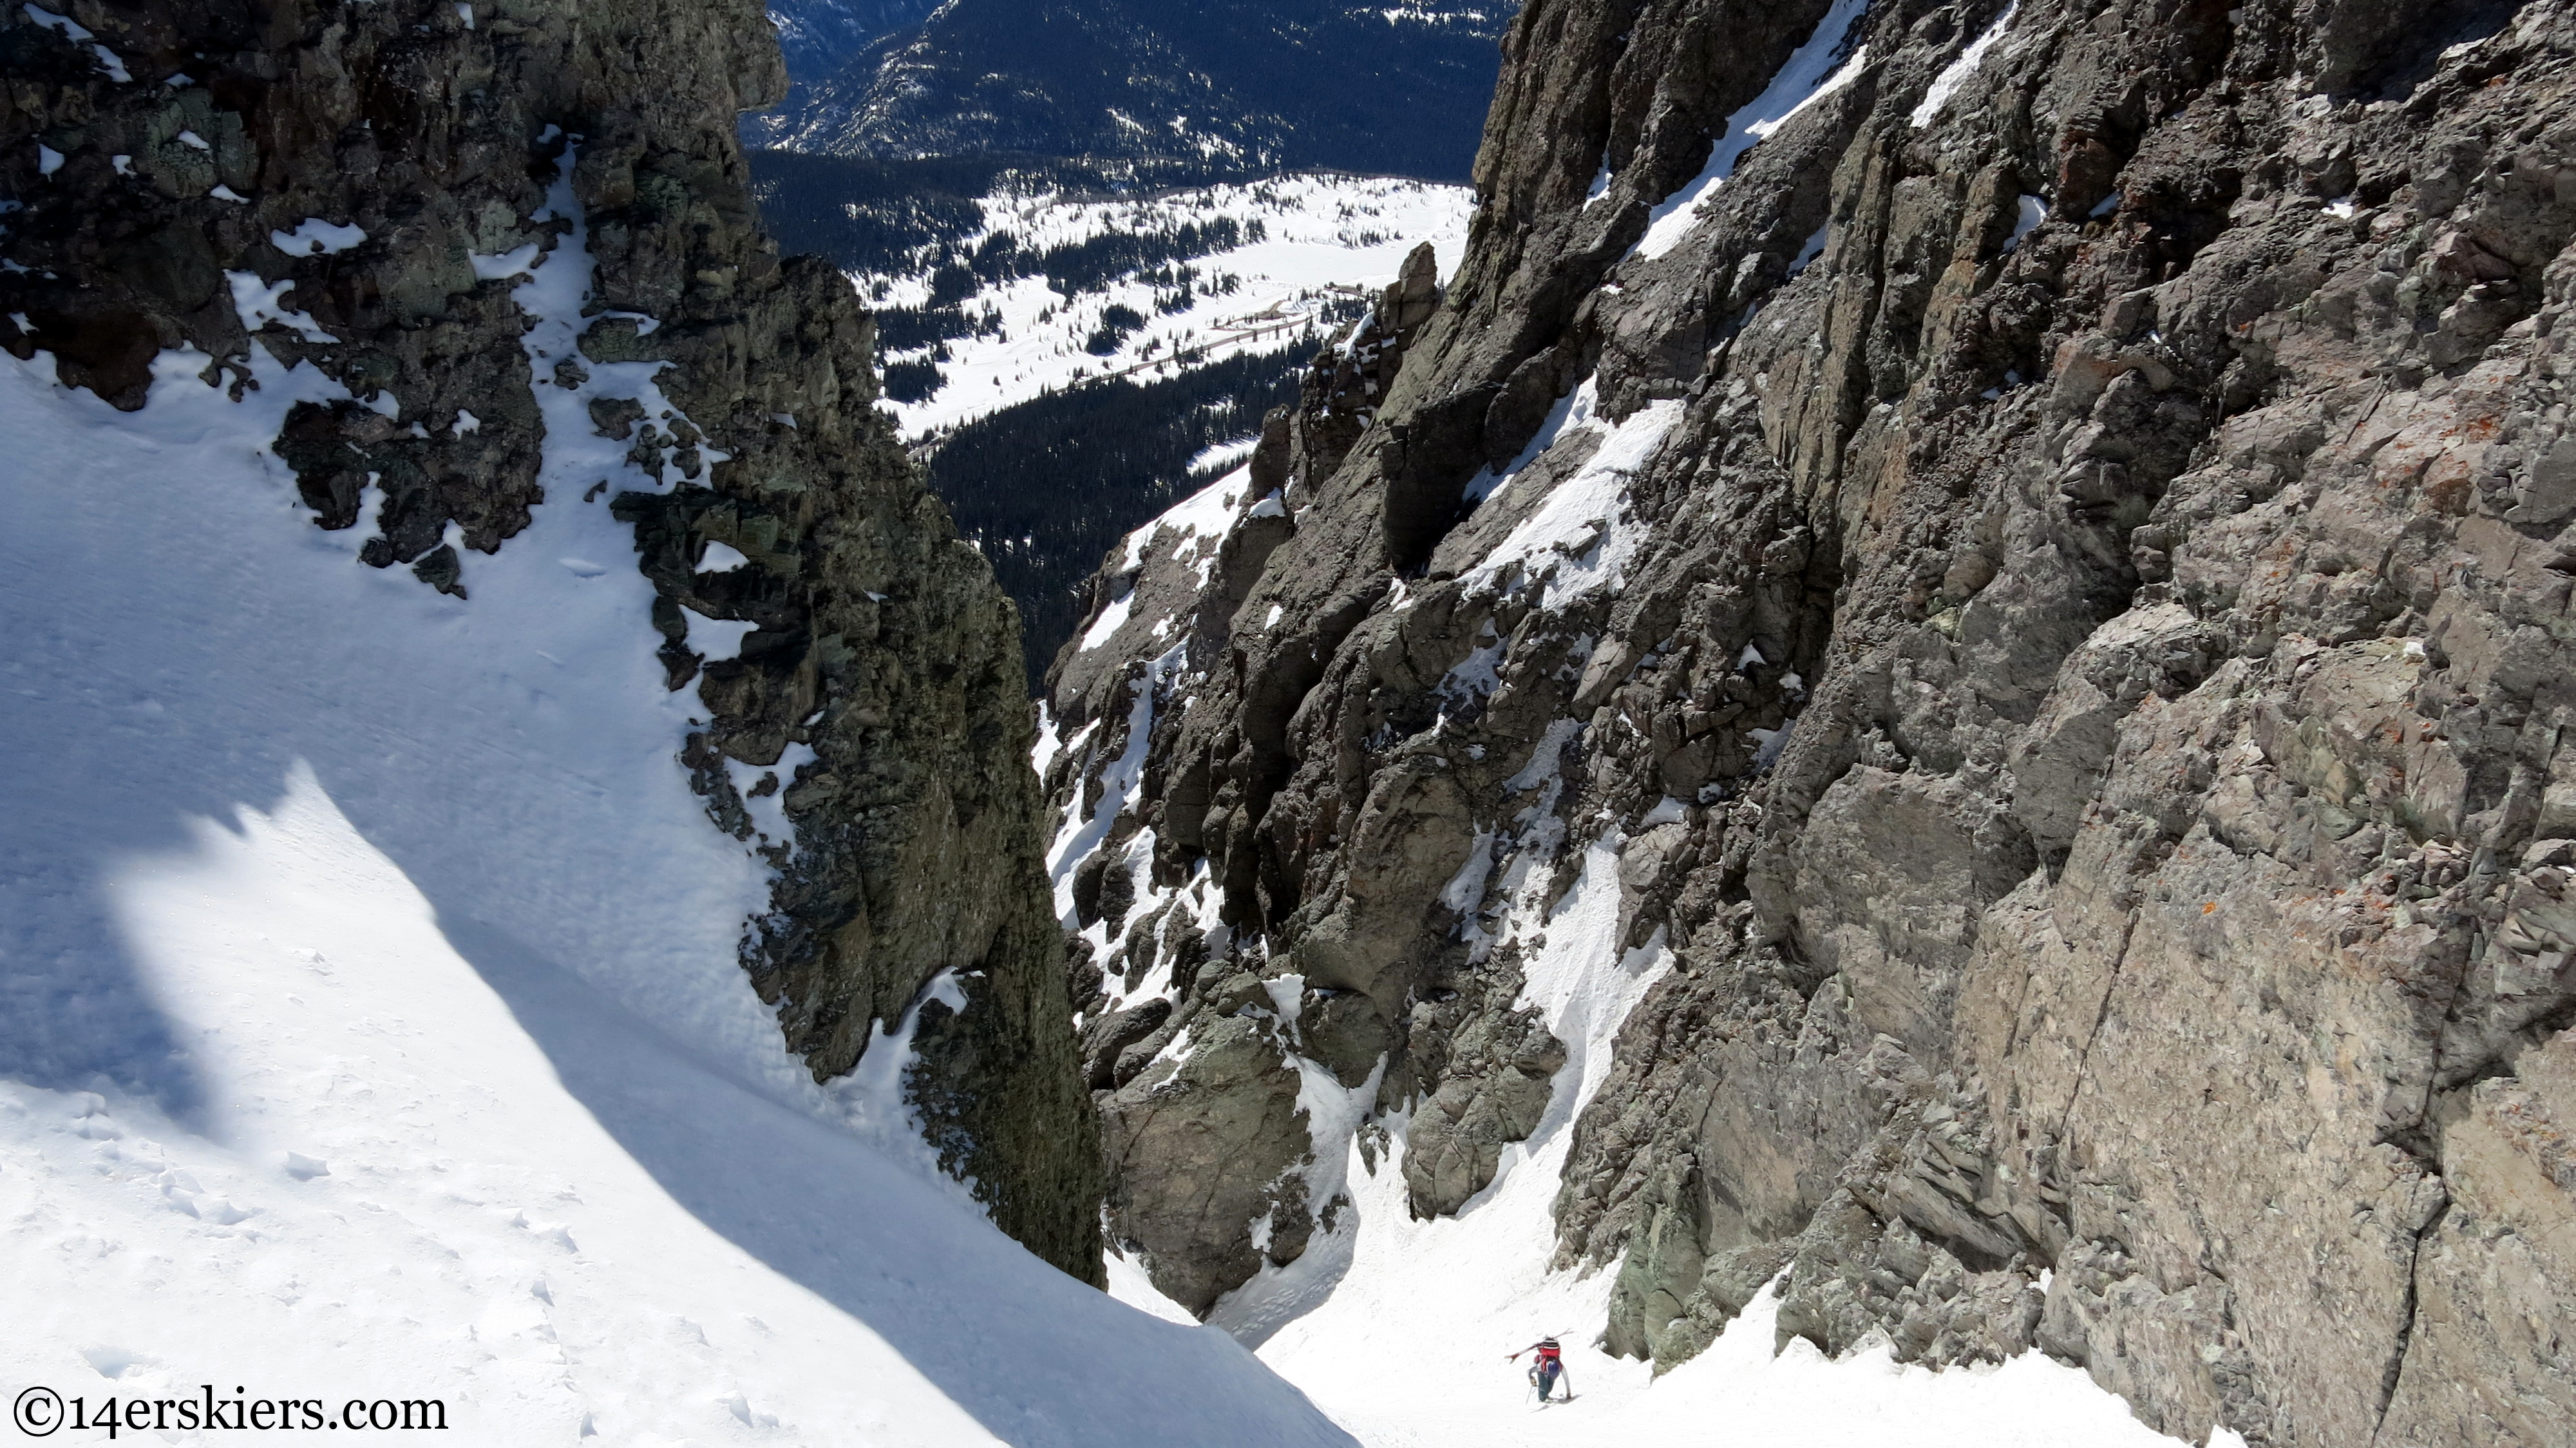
[749, 0, 1515, 182]
[762, 0, 940, 83]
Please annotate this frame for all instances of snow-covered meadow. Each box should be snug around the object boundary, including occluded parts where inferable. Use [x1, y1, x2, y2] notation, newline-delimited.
[861, 173, 1473, 437]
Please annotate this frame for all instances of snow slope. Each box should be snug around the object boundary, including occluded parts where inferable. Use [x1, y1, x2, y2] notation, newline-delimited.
[0, 197, 1348, 1443]
[868, 173, 1471, 437]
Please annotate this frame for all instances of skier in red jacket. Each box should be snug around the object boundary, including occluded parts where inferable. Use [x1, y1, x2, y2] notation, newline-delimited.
[1508, 1336, 1570, 1402]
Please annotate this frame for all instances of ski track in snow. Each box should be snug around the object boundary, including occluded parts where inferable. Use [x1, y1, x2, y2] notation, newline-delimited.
[867, 173, 1472, 437]
[0, 146, 1347, 1447]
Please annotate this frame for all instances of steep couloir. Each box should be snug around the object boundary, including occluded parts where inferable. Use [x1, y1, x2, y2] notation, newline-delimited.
[1, 0, 1099, 1281]
[1040, 0, 2576, 1438]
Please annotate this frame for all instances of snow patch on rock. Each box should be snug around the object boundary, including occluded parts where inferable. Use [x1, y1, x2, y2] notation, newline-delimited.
[1630, 0, 1872, 263]
[1911, 1, 2020, 128]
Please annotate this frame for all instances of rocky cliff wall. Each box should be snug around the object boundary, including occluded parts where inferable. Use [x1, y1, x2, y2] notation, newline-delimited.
[1040, 0, 2576, 1436]
[2, 0, 1099, 1281]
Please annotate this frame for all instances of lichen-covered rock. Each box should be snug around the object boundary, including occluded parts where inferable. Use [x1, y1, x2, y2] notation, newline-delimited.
[1099, 1015, 1314, 1314]
[3, 0, 1099, 1282]
[1041, 0, 2576, 1436]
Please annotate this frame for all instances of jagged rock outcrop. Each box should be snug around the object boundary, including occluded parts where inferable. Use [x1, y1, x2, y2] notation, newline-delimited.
[2, 0, 1099, 1281]
[1040, 0, 2576, 1436]
[1039, 245, 1452, 1311]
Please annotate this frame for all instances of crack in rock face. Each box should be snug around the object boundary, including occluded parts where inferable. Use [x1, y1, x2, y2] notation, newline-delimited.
[1037, 0, 2576, 1440]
